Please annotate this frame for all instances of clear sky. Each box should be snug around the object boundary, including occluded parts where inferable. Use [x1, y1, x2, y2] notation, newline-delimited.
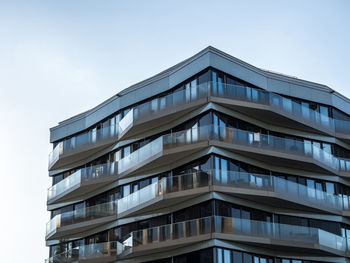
[0, 0, 349, 262]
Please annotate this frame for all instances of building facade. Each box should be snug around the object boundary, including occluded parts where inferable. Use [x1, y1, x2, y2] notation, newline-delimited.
[45, 47, 350, 263]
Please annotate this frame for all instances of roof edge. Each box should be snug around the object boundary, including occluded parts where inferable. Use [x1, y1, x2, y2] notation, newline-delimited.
[51, 46, 348, 132]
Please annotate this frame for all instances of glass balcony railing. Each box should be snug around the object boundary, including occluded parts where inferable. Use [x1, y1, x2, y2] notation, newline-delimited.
[339, 158, 350, 173]
[162, 125, 341, 172]
[117, 180, 161, 214]
[45, 241, 123, 263]
[117, 171, 211, 215]
[48, 143, 62, 168]
[49, 80, 350, 169]
[118, 83, 209, 135]
[117, 81, 348, 140]
[46, 172, 210, 237]
[47, 162, 118, 202]
[129, 216, 347, 253]
[213, 170, 348, 211]
[45, 216, 347, 262]
[48, 125, 120, 168]
[48, 83, 209, 168]
[118, 108, 134, 135]
[119, 124, 345, 176]
[118, 136, 163, 174]
[160, 170, 349, 212]
[118, 124, 349, 176]
[46, 201, 117, 238]
[48, 124, 350, 204]
[47, 170, 350, 239]
[210, 81, 336, 133]
[335, 119, 350, 136]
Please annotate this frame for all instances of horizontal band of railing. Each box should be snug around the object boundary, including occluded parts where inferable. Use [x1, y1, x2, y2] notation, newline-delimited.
[128, 215, 340, 240]
[49, 80, 350, 166]
[48, 124, 350, 197]
[45, 215, 348, 262]
[48, 124, 120, 164]
[48, 84, 208, 165]
[47, 162, 118, 198]
[46, 169, 350, 236]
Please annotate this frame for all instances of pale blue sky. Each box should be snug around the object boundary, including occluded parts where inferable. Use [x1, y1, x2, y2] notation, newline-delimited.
[0, 0, 349, 262]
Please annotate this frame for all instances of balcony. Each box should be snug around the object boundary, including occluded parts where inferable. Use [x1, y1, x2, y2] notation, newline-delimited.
[46, 216, 349, 262]
[214, 126, 341, 175]
[48, 125, 120, 170]
[46, 173, 210, 240]
[45, 241, 122, 263]
[212, 170, 349, 215]
[119, 170, 350, 217]
[117, 172, 211, 218]
[120, 125, 348, 177]
[49, 80, 350, 172]
[116, 127, 210, 178]
[127, 216, 347, 258]
[339, 158, 350, 177]
[117, 83, 209, 140]
[46, 169, 350, 241]
[48, 125, 350, 205]
[46, 202, 117, 240]
[117, 80, 350, 143]
[47, 162, 118, 205]
[46, 127, 208, 205]
[335, 119, 350, 142]
[209, 82, 337, 137]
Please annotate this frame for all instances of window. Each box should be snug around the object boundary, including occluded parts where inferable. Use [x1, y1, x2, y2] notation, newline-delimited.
[123, 185, 130, 197]
[233, 251, 242, 263]
[140, 178, 150, 189]
[243, 253, 253, 263]
[132, 183, 139, 193]
[221, 249, 231, 263]
[122, 146, 131, 158]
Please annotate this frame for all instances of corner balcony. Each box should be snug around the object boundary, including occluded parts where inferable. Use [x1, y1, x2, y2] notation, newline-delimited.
[47, 162, 118, 205]
[209, 81, 336, 136]
[48, 125, 119, 171]
[46, 216, 349, 262]
[46, 202, 117, 240]
[45, 242, 122, 263]
[211, 126, 345, 176]
[212, 171, 349, 215]
[117, 83, 209, 140]
[117, 80, 350, 144]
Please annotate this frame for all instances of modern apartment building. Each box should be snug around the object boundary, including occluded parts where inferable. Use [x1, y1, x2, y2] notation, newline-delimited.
[46, 46, 350, 263]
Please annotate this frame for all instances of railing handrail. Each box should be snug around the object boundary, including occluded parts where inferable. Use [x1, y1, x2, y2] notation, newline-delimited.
[46, 200, 118, 229]
[48, 122, 350, 203]
[129, 215, 342, 238]
[48, 80, 350, 168]
[46, 169, 350, 237]
[47, 161, 118, 194]
[45, 215, 347, 262]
